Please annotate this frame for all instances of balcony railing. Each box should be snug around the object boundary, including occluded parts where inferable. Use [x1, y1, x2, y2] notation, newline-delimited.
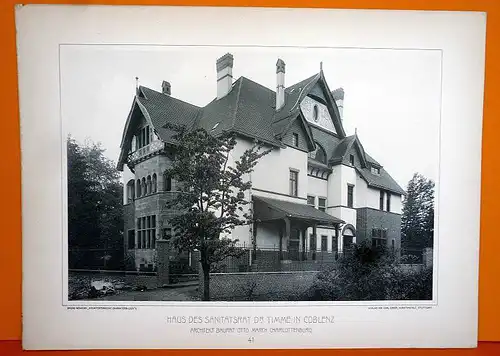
[128, 140, 165, 163]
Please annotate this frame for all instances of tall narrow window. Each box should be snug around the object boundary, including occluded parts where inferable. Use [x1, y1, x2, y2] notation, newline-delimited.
[141, 178, 146, 196]
[307, 195, 315, 207]
[151, 216, 156, 248]
[347, 184, 354, 208]
[152, 174, 157, 193]
[321, 235, 328, 251]
[318, 198, 326, 212]
[292, 133, 299, 147]
[349, 154, 355, 166]
[379, 190, 384, 210]
[136, 218, 142, 249]
[146, 216, 151, 248]
[289, 170, 298, 197]
[136, 179, 141, 198]
[164, 172, 172, 191]
[147, 175, 152, 195]
[142, 217, 147, 248]
[126, 180, 135, 203]
[386, 192, 391, 212]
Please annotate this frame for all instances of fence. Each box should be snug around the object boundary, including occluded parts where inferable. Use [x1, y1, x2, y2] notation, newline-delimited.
[188, 243, 355, 274]
[68, 248, 124, 271]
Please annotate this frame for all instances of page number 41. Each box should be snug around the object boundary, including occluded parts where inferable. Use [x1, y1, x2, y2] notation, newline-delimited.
[248, 337, 255, 344]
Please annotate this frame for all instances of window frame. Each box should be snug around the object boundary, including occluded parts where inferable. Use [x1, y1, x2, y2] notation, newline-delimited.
[347, 184, 354, 208]
[386, 192, 391, 212]
[349, 154, 355, 166]
[292, 132, 299, 147]
[318, 197, 327, 212]
[307, 195, 315, 207]
[321, 235, 328, 252]
[289, 169, 299, 197]
[379, 190, 384, 210]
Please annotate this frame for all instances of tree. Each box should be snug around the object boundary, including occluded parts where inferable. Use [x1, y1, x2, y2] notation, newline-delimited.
[401, 173, 435, 251]
[163, 124, 271, 301]
[67, 136, 124, 269]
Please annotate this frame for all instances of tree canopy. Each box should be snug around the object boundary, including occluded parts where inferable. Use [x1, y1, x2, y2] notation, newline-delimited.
[401, 173, 435, 250]
[163, 124, 271, 300]
[67, 136, 123, 269]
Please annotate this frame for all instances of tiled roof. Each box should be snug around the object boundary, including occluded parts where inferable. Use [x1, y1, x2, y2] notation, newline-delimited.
[194, 77, 283, 147]
[357, 167, 406, 195]
[253, 195, 344, 225]
[131, 73, 403, 196]
[137, 86, 200, 143]
[330, 135, 356, 163]
[329, 135, 404, 195]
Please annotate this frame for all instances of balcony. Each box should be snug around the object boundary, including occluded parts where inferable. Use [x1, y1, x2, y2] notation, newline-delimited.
[128, 140, 165, 163]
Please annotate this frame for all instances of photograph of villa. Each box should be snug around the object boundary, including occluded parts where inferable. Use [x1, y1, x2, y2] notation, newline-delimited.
[65, 47, 437, 302]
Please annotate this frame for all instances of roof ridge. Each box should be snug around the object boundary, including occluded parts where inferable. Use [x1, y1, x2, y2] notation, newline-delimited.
[140, 85, 201, 109]
[237, 75, 275, 94]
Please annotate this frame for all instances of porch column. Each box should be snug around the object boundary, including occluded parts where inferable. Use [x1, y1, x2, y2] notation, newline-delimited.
[282, 217, 291, 260]
[301, 227, 307, 261]
[312, 224, 317, 259]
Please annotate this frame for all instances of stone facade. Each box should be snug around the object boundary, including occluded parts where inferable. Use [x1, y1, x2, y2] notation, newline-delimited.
[356, 207, 402, 251]
[124, 151, 182, 270]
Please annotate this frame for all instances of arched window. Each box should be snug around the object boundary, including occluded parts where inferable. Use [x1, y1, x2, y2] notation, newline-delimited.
[141, 178, 146, 196]
[126, 179, 135, 203]
[147, 175, 152, 195]
[163, 171, 172, 192]
[136, 179, 141, 198]
[152, 174, 157, 193]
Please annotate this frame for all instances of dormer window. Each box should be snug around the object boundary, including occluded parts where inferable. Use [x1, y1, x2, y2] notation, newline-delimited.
[349, 154, 355, 166]
[292, 132, 299, 147]
[371, 166, 381, 175]
[313, 104, 319, 122]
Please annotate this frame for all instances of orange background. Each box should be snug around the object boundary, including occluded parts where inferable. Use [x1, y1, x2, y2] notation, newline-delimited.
[0, 0, 498, 353]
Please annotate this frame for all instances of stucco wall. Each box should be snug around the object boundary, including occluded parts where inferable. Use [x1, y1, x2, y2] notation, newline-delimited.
[307, 176, 328, 206]
[230, 138, 308, 200]
[300, 96, 337, 135]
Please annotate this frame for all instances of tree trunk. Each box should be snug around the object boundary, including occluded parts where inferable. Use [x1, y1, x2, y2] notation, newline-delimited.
[202, 263, 210, 301]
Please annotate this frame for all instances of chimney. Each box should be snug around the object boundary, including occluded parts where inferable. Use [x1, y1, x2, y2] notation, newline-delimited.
[216, 53, 234, 99]
[161, 81, 171, 95]
[332, 87, 344, 119]
[276, 58, 286, 110]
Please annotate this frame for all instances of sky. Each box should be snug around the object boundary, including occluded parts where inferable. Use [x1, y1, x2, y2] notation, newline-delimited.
[60, 45, 441, 190]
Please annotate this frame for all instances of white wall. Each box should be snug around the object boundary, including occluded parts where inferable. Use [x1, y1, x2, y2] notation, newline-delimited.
[391, 194, 403, 214]
[355, 174, 381, 210]
[327, 166, 342, 206]
[307, 176, 328, 206]
[230, 138, 308, 199]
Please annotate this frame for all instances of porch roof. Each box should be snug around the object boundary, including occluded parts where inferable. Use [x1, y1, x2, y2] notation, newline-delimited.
[253, 196, 344, 225]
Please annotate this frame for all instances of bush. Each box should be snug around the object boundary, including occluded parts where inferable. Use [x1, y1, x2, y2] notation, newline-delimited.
[304, 242, 432, 301]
